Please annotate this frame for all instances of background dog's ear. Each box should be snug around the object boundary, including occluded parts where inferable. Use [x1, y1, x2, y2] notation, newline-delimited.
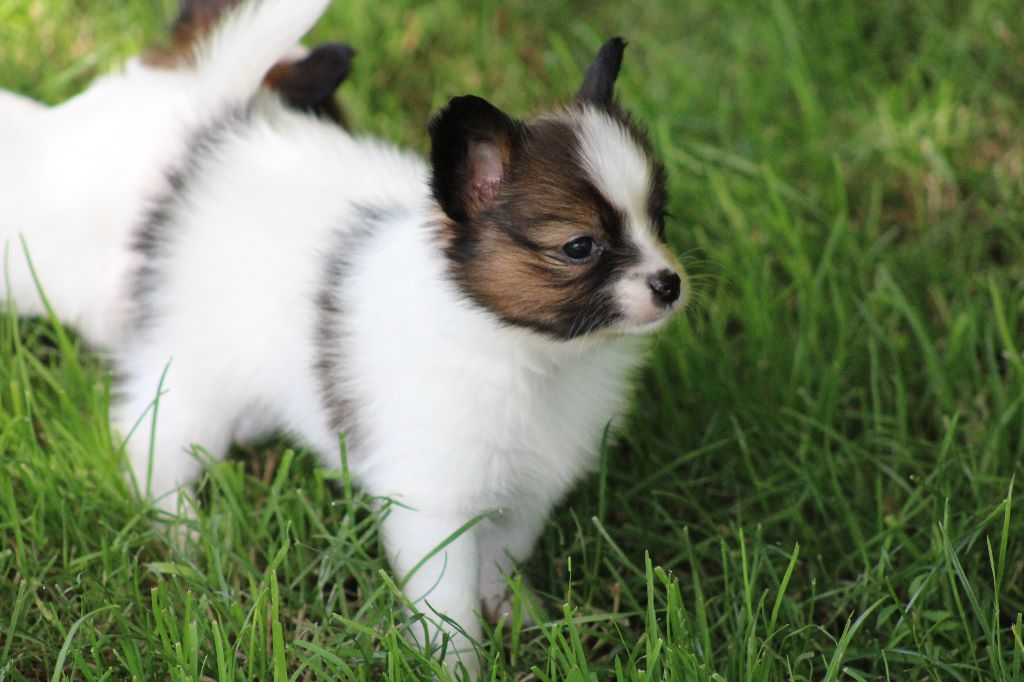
[429, 95, 521, 223]
[576, 37, 626, 108]
[263, 43, 357, 128]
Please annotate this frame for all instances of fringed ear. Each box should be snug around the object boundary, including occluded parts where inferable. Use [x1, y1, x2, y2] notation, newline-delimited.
[263, 43, 357, 126]
[576, 37, 626, 108]
[429, 96, 522, 222]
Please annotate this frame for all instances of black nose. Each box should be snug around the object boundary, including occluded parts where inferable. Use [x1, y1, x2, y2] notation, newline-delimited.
[648, 270, 681, 306]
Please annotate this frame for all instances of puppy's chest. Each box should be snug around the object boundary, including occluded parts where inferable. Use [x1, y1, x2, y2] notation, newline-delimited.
[356, 340, 636, 504]
[332, 223, 642, 502]
[476, 359, 605, 449]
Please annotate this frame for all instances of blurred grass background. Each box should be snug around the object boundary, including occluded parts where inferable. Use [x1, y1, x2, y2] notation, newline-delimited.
[1, 0, 1023, 679]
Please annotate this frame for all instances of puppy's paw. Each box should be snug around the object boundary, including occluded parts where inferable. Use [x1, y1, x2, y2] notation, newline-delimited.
[481, 583, 536, 627]
[150, 490, 201, 551]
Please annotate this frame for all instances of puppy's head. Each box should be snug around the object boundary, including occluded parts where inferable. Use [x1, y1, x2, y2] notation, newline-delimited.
[430, 38, 686, 341]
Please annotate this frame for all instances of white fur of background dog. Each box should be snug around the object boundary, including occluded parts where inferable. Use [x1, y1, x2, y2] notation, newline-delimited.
[0, 0, 332, 347]
[0, 0, 685, 677]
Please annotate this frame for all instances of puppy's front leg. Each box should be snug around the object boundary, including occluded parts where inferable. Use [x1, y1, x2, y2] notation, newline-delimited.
[477, 504, 549, 624]
[382, 503, 481, 676]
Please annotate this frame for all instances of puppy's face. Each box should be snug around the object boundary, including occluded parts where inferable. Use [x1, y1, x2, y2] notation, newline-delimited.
[431, 39, 686, 340]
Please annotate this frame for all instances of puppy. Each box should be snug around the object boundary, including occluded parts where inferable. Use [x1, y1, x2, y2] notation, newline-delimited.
[0, 0, 353, 348]
[2, 0, 686, 676]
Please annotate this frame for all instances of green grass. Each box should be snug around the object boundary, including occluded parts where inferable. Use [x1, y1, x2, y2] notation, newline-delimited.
[2, 0, 1024, 679]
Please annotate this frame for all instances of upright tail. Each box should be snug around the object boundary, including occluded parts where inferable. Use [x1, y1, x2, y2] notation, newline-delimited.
[186, 0, 332, 115]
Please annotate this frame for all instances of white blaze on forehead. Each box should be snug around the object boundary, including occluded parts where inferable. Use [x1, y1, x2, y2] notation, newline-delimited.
[573, 107, 653, 232]
[568, 107, 685, 329]
[571, 106, 671, 273]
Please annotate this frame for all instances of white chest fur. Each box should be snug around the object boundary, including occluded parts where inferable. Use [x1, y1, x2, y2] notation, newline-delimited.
[333, 215, 645, 512]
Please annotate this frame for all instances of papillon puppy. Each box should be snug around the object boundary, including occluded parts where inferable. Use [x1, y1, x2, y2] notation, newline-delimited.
[0, 0, 354, 348]
[2, 0, 686, 675]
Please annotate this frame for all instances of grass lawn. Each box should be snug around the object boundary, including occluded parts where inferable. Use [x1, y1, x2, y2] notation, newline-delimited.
[2, 0, 1024, 679]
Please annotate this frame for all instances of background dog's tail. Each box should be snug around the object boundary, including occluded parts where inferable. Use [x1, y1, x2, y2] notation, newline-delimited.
[186, 0, 331, 115]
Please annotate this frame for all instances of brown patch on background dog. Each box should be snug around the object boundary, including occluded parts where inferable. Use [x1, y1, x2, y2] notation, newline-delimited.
[142, 1, 353, 127]
[143, 0, 243, 68]
[262, 44, 356, 128]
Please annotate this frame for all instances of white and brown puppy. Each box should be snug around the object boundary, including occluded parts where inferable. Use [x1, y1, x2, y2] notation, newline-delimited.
[3, 0, 685, 676]
[0, 0, 353, 348]
[118, 39, 684, 675]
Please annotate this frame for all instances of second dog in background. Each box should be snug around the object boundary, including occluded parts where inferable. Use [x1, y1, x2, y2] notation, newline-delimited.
[0, 0, 354, 348]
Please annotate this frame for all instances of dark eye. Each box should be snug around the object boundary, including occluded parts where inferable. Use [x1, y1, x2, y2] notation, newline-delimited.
[561, 236, 598, 262]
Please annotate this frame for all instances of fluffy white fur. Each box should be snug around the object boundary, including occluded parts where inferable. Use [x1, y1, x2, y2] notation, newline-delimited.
[111, 110, 654, 668]
[1, 3, 682, 678]
[112, 110, 651, 659]
[0, 89, 45, 123]
[0, 0, 328, 347]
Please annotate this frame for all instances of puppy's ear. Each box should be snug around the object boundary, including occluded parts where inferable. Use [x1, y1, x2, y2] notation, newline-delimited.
[264, 43, 357, 127]
[429, 95, 522, 223]
[576, 37, 626, 108]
